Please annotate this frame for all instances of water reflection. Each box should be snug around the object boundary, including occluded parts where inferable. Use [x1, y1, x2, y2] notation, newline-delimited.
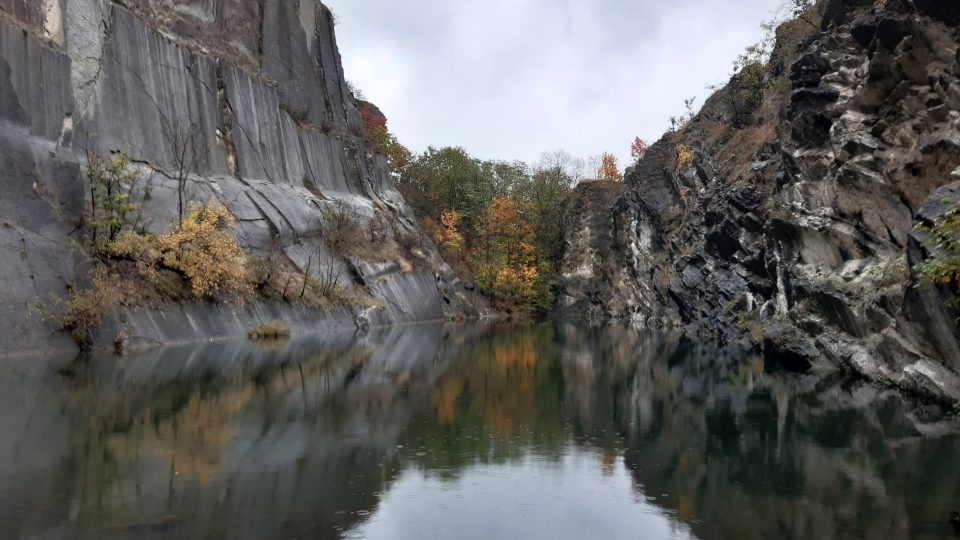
[0, 323, 957, 540]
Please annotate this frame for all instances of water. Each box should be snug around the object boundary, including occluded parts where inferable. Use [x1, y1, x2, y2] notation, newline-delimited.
[1, 323, 958, 540]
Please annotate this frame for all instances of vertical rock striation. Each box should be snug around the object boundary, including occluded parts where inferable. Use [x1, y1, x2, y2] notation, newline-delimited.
[0, 0, 478, 355]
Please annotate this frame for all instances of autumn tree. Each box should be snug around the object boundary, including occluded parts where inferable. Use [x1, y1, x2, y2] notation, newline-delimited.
[436, 210, 465, 257]
[630, 137, 648, 162]
[676, 143, 694, 169]
[473, 197, 549, 309]
[109, 200, 251, 300]
[399, 146, 581, 313]
[359, 101, 411, 171]
[486, 197, 536, 268]
[597, 153, 622, 181]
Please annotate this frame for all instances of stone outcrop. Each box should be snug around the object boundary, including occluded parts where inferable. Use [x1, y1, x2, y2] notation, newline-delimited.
[0, 0, 480, 356]
[559, 0, 960, 403]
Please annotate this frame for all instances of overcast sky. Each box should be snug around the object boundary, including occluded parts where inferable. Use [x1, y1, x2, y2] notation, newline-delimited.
[325, 0, 782, 168]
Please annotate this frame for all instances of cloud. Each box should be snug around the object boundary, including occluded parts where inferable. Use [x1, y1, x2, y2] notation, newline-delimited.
[326, 0, 781, 168]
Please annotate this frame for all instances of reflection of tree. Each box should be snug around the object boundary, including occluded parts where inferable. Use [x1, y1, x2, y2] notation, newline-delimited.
[414, 323, 960, 540]
[407, 326, 569, 474]
[25, 323, 960, 540]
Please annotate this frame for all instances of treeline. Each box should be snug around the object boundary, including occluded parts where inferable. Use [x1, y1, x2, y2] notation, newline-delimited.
[357, 101, 636, 314]
[398, 147, 587, 314]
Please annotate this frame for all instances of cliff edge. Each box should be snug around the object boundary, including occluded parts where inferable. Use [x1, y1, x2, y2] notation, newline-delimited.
[559, 0, 960, 403]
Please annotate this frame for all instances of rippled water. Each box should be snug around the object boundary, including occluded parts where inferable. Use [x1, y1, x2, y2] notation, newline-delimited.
[1, 323, 958, 540]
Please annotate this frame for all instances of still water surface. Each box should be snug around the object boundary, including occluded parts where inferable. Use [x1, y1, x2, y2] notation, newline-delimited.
[1, 323, 958, 539]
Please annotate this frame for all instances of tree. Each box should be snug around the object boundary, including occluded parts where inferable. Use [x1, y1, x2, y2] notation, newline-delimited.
[156, 201, 250, 299]
[399, 146, 495, 240]
[515, 165, 573, 269]
[597, 153, 622, 181]
[359, 101, 411, 171]
[537, 150, 585, 186]
[108, 200, 251, 301]
[733, 44, 770, 105]
[630, 137, 648, 162]
[161, 117, 199, 225]
[128, 68, 201, 225]
[472, 197, 550, 310]
[789, 0, 818, 29]
[436, 210, 465, 257]
[485, 160, 529, 199]
[486, 197, 537, 268]
[86, 152, 141, 248]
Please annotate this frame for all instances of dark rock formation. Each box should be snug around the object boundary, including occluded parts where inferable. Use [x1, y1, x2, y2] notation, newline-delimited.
[560, 1, 960, 403]
[0, 0, 480, 356]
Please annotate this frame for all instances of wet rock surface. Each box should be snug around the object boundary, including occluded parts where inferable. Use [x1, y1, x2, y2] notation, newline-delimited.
[0, 0, 480, 356]
[560, 1, 960, 403]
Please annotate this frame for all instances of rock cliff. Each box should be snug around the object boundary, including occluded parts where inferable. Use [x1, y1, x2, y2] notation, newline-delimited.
[0, 0, 478, 355]
[559, 0, 960, 403]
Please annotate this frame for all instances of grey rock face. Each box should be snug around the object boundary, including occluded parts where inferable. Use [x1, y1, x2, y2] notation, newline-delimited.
[560, 5, 960, 403]
[0, 0, 475, 357]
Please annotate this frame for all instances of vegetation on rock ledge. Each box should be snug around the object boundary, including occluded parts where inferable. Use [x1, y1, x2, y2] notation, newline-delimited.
[916, 209, 960, 305]
[50, 154, 365, 348]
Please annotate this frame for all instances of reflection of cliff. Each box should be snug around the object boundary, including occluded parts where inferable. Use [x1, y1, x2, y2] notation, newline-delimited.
[553, 327, 960, 540]
[0, 323, 488, 540]
[402, 324, 960, 539]
[0, 0, 476, 356]
[1, 324, 957, 539]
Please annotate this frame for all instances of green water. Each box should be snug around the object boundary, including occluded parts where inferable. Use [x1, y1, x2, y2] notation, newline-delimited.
[1, 323, 958, 539]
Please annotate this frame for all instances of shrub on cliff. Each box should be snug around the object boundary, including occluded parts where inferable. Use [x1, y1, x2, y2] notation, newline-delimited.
[54, 265, 130, 348]
[110, 200, 252, 301]
[915, 209, 960, 305]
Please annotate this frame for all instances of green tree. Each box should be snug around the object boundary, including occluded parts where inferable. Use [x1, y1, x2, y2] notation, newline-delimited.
[915, 209, 960, 305]
[86, 153, 141, 248]
[515, 165, 573, 270]
[399, 147, 496, 240]
[484, 160, 529, 199]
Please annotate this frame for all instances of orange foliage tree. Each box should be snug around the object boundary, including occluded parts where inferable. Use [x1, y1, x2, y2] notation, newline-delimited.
[471, 197, 548, 309]
[360, 102, 410, 171]
[597, 152, 622, 181]
[436, 209, 465, 257]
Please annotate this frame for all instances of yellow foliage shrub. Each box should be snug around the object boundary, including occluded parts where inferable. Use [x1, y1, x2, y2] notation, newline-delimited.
[676, 144, 694, 169]
[110, 200, 251, 301]
[157, 201, 250, 299]
[54, 265, 136, 347]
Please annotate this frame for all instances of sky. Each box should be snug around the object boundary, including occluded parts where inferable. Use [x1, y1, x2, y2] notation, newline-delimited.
[325, 0, 782, 168]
